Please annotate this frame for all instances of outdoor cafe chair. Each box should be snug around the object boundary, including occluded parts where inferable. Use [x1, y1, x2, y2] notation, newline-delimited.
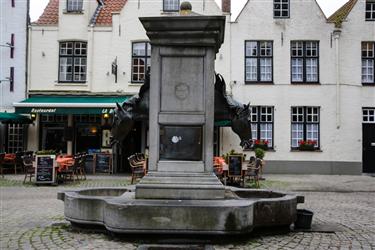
[128, 154, 145, 184]
[242, 157, 262, 188]
[22, 155, 35, 183]
[77, 153, 87, 181]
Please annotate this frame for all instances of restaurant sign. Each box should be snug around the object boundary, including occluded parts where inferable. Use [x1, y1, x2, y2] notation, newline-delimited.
[31, 108, 57, 113]
[16, 107, 113, 115]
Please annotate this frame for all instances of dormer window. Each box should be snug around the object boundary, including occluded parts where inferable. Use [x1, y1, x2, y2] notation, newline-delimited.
[366, 0, 375, 20]
[274, 0, 289, 18]
[163, 0, 180, 12]
[67, 0, 83, 12]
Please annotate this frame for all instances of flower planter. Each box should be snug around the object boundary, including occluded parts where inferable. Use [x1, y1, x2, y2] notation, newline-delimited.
[253, 144, 268, 151]
[294, 209, 313, 229]
[298, 145, 316, 151]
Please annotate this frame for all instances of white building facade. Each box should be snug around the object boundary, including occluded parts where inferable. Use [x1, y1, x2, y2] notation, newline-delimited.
[0, 0, 30, 153]
[19, 0, 374, 174]
[20, 0, 228, 173]
[220, 0, 375, 174]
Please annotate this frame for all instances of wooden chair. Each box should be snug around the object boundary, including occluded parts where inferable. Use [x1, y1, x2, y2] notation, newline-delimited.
[0, 153, 5, 177]
[22, 155, 35, 183]
[243, 157, 262, 188]
[128, 154, 145, 184]
[60, 155, 79, 182]
[77, 153, 87, 180]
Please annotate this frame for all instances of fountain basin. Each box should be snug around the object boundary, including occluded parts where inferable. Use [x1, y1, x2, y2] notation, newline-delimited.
[58, 187, 302, 234]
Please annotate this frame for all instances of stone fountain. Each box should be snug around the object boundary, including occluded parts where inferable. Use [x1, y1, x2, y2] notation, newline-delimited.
[58, 3, 302, 235]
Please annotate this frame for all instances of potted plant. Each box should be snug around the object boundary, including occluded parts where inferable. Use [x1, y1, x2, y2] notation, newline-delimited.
[254, 148, 265, 160]
[298, 140, 317, 151]
[253, 139, 269, 150]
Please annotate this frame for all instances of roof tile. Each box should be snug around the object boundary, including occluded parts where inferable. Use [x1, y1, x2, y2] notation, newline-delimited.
[35, 0, 59, 25]
[96, 0, 127, 26]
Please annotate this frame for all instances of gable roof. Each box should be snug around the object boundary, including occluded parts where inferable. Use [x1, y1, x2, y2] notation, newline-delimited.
[235, 0, 328, 22]
[35, 0, 59, 25]
[34, 0, 127, 26]
[328, 0, 358, 28]
[95, 0, 127, 26]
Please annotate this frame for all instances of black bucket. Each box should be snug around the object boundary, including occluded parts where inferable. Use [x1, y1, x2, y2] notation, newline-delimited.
[294, 209, 313, 229]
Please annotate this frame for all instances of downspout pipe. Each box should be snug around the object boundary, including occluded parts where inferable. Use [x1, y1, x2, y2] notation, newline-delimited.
[333, 29, 341, 129]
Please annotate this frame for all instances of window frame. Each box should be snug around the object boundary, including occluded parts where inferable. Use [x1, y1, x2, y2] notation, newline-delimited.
[244, 40, 274, 84]
[7, 124, 25, 153]
[163, 0, 180, 12]
[363, 107, 375, 123]
[290, 106, 320, 150]
[131, 41, 151, 84]
[366, 0, 375, 21]
[66, 0, 84, 12]
[247, 106, 275, 150]
[362, 41, 375, 85]
[58, 41, 87, 84]
[273, 0, 290, 18]
[290, 41, 320, 84]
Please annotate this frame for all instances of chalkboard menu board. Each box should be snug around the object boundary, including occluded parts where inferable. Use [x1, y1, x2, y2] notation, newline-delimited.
[35, 155, 56, 184]
[94, 153, 112, 173]
[228, 155, 243, 177]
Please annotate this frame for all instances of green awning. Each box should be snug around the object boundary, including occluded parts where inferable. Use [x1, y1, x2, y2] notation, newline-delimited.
[14, 95, 130, 115]
[214, 120, 231, 127]
[0, 112, 32, 124]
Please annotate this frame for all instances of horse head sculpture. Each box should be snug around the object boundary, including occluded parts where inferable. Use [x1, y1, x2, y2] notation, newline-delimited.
[230, 103, 252, 148]
[111, 72, 252, 149]
[111, 102, 135, 145]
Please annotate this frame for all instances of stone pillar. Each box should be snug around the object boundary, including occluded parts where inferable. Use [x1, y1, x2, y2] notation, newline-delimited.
[135, 12, 226, 200]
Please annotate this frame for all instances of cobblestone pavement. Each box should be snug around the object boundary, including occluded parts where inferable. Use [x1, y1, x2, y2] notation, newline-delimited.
[1, 174, 374, 249]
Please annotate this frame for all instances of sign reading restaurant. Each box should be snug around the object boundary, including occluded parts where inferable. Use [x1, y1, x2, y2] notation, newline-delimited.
[25, 108, 112, 114]
[31, 108, 57, 113]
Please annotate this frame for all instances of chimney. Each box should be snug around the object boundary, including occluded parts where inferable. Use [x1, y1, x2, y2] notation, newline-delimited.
[221, 0, 231, 13]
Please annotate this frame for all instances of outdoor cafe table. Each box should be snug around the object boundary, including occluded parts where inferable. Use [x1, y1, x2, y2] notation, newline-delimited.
[56, 156, 74, 172]
[3, 153, 17, 174]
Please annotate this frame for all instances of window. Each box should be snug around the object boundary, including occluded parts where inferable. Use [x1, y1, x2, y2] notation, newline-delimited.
[163, 0, 180, 12]
[362, 42, 375, 84]
[274, 0, 289, 18]
[291, 107, 320, 149]
[7, 124, 25, 153]
[74, 114, 101, 123]
[366, 1, 375, 20]
[59, 41, 87, 83]
[363, 108, 375, 123]
[132, 42, 151, 83]
[67, 0, 83, 12]
[248, 106, 274, 148]
[291, 41, 319, 83]
[245, 41, 273, 83]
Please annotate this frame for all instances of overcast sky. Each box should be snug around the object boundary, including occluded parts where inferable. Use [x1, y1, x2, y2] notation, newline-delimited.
[30, 0, 349, 22]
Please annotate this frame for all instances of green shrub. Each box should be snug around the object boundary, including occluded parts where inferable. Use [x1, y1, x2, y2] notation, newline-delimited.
[255, 148, 265, 159]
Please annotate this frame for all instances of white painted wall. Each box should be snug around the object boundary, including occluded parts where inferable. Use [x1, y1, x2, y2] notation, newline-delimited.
[0, 0, 28, 112]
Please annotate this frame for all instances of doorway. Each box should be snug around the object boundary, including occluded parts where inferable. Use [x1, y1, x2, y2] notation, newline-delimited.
[116, 122, 142, 173]
[363, 123, 375, 173]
